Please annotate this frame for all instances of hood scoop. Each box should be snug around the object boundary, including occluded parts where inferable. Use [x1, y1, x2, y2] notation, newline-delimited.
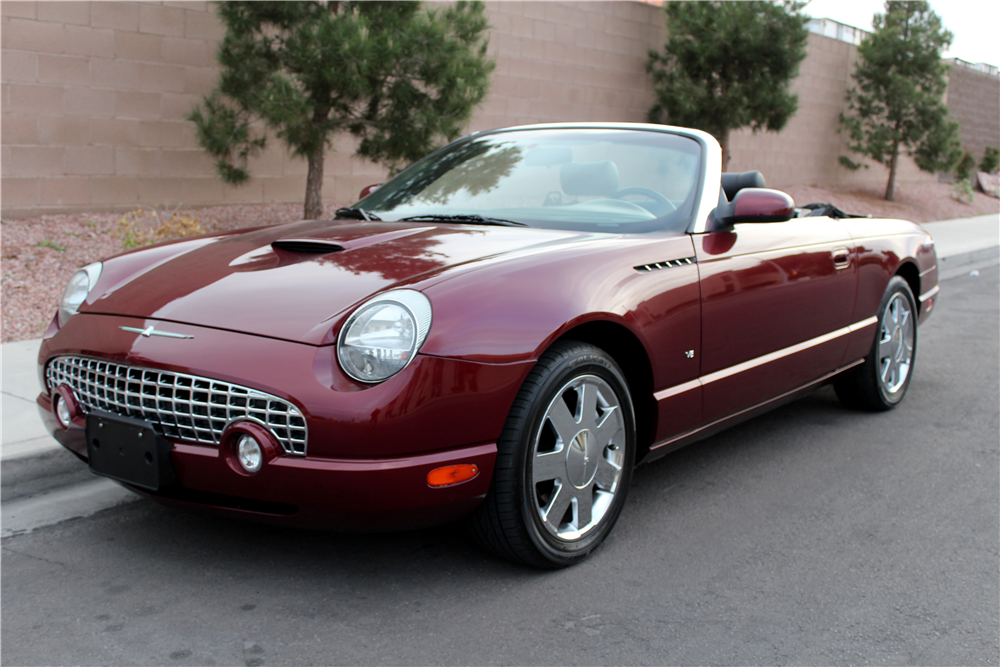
[269, 227, 434, 256]
[272, 239, 346, 254]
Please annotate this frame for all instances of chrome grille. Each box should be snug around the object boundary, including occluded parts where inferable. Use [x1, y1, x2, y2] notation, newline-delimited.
[47, 356, 307, 455]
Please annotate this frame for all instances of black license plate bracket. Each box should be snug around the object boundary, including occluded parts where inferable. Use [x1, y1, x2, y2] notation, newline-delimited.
[85, 411, 177, 492]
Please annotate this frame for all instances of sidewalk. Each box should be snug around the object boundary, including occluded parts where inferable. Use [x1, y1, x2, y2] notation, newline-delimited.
[923, 213, 1000, 271]
[3, 213, 998, 463]
[1, 337, 52, 460]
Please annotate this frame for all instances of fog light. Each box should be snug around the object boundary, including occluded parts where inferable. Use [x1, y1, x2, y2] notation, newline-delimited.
[237, 435, 263, 473]
[53, 392, 72, 429]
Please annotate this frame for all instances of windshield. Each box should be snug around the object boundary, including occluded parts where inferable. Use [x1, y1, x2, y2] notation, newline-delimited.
[357, 128, 702, 234]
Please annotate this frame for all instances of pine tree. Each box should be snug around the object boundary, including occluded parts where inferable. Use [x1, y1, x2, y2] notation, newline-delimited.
[646, 1, 808, 170]
[840, 1, 960, 201]
[189, 1, 494, 219]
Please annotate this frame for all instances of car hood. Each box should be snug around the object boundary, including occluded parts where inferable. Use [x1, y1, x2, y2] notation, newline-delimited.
[85, 219, 593, 345]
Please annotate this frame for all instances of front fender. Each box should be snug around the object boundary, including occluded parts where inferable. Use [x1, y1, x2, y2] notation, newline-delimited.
[419, 234, 702, 393]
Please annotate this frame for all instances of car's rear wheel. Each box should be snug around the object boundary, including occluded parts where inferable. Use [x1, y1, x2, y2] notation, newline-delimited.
[470, 341, 635, 568]
[835, 276, 917, 410]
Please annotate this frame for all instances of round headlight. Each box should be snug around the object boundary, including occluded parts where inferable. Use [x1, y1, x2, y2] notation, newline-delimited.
[58, 262, 102, 327]
[337, 290, 432, 383]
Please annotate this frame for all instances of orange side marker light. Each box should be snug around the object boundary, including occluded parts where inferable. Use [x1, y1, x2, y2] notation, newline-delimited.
[427, 464, 479, 488]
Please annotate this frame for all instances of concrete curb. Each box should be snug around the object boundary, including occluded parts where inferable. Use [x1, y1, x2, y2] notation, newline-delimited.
[1, 477, 140, 537]
[937, 245, 1000, 271]
[923, 214, 1000, 271]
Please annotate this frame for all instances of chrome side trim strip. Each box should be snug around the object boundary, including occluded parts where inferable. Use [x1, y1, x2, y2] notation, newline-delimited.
[653, 379, 700, 402]
[919, 264, 937, 278]
[919, 284, 940, 303]
[652, 316, 877, 400]
[701, 325, 852, 386]
[650, 358, 866, 452]
[850, 316, 878, 330]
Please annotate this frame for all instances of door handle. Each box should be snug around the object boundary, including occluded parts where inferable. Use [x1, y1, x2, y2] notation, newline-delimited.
[832, 247, 851, 269]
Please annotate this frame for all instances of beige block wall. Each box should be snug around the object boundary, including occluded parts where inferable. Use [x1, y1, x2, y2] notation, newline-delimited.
[728, 32, 938, 190]
[0, 0, 391, 217]
[1, 0, 666, 218]
[471, 1, 664, 132]
[2, 1, 989, 218]
[946, 62, 1000, 161]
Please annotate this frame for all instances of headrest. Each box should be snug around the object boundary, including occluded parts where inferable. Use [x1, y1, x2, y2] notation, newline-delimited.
[721, 171, 766, 201]
[560, 161, 620, 197]
[525, 146, 573, 167]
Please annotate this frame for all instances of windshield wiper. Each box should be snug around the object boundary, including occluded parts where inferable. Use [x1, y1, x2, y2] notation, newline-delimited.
[335, 207, 382, 221]
[398, 214, 526, 227]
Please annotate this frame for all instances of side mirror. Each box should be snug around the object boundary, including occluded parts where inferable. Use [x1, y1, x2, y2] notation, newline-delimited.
[711, 188, 795, 227]
[359, 183, 382, 199]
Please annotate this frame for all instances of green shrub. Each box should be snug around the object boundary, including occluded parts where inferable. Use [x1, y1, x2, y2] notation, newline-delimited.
[955, 151, 976, 181]
[36, 239, 67, 252]
[951, 177, 974, 203]
[979, 147, 999, 174]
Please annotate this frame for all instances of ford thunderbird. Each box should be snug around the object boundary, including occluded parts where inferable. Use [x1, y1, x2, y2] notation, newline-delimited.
[37, 123, 938, 567]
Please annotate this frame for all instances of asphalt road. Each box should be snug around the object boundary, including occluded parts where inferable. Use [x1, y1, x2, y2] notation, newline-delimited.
[2, 265, 997, 667]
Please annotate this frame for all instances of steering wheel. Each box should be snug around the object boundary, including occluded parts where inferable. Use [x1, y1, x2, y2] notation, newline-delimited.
[612, 187, 676, 213]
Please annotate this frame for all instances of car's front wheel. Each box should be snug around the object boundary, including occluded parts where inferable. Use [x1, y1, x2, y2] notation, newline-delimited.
[471, 341, 635, 568]
[835, 276, 918, 410]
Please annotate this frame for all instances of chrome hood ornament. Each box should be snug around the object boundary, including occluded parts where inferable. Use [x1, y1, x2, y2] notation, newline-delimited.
[119, 326, 193, 339]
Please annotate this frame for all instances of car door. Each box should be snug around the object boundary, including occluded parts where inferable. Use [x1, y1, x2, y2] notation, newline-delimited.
[693, 216, 858, 423]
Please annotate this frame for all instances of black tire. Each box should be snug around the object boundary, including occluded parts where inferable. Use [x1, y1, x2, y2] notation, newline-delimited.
[470, 341, 636, 568]
[835, 276, 918, 411]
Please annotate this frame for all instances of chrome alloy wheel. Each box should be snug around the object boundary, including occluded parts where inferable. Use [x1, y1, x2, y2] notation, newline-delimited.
[877, 292, 915, 396]
[530, 375, 626, 542]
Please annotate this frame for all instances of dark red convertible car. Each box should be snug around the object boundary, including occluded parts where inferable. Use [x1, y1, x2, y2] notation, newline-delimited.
[38, 123, 938, 567]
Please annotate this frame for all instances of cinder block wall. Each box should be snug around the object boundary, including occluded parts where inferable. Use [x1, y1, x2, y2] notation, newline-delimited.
[946, 62, 1000, 162]
[1, 0, 664, 218]
[1, 0, 389, 217]
[469, 1, 664, 131]
[2, 1, 993, 218]
[727, 32, 938, 189]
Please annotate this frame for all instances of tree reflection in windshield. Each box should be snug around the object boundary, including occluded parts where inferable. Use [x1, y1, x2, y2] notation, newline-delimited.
[359, 128, 703, 233]
[414, 143, 523, 205]
[364, 139, 523, 209]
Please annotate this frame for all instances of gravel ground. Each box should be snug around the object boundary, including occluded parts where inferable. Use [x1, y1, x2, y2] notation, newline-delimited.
[2, 182, 997, 343]
[782, 180, 999, 223]
[1, 202, 344, 343]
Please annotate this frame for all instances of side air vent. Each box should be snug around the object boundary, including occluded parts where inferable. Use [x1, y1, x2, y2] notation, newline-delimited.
[271, 239, 346, 254]
[635, 257, 697, 272]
